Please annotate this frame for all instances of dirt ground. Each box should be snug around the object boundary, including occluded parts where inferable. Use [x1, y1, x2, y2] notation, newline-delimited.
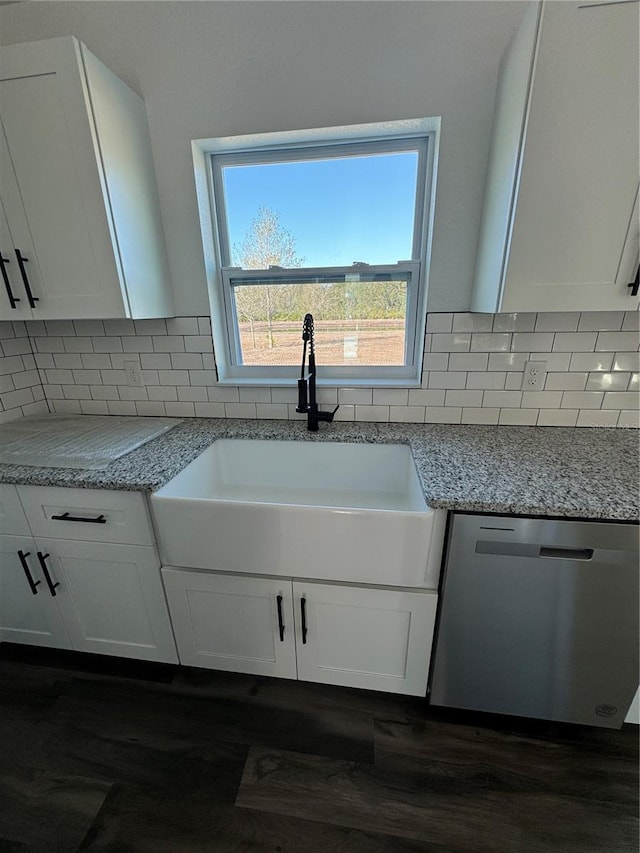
[238, 319, 405, 366]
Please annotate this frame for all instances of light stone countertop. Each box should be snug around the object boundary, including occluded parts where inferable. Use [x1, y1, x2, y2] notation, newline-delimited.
[0, 418, 637, 521]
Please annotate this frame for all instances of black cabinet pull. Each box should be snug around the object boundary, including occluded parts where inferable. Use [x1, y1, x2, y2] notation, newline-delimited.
[276, 594, 285, 642]
[300, 596, 308, 645]
[15, 249, 39, 308]
[37, 552, 59, 597]
[628, 266, 639, 297]
[51, 512, 106, 524]
[0, 253, 19, 309]
[17, 550, 40, 595]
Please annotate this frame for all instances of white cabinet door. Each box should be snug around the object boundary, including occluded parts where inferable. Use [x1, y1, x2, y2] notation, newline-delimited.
[0, 483, 31, 536]
[162, 568, 297, 678]
[0, 197, 33, 320]
[293, 581, 437, 696]
[0, 36, 172, 320]
[0, 534, 71, 648]
[37, 538, 178, 663]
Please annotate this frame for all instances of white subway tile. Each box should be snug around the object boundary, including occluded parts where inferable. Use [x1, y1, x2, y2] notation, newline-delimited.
[42, 384, 63, 399]
[2, 387, 34, 408]
[0, 374, 14, 393]
[34, 353, 55, 369]
[208, 386, 240, 403]
[134, 319, 166, 336]
[35, 337, 64, 353]
[152, 335, 185, 353]
[184, 335, 214, 353]
[511, 332, 554, 352]
[139, 370, 158, 386]
[354, 405, 389, 422]
[585, 372, 629, 391]
[389, 405, 425, 423]
[530, 352, 571, 372]
[426, 313, 453, 333]
[189, 370, 218, 387]
[91, 385, 120, 401]
[466, 372, 506, 390]
[141, 353, 172, 370]
[601, 391, 639, 409]
[52, 399, 82, 414]
[612, 352, 640, 372]
[0, 356, 25, 375]
[452, 313, 493, 333]
[430, 333, 471, 352]
[445, 390, 483, 407]
[408, 389, 446, 406]
[629, 373, 639, 391]
[522, 391, 562, 408]
[12, 321, 28, 338]
[372, 389, 408, 406]
[535, 312, 580, 332]
[492, 313, 536, 332]
[148, 386, 178, 402]
[45, 320, 75, 336]
[331, 404, 355, 422]
[553, 332, 597, 352]
[0, 322, 15, 340]
[338, 388, 372, 404]
[122, 336, 154, 353]
[80, 400, 109, 415]
[498, 408, 538, 426]
[537, 409, 578, 427]
[576, 410, 619, 427]
[100, 369, 127, 385]
[21, 401, 49, 417]
[166, 317, 200, 336]
[72, 369, 102, 385]
[422, 353, 449, 372]
[570, 352, 614, 372]
[271, 388, 297, 404]
[423, 333, 432, 353]
[171, 353, 203, 370]
[31, 385, 45, 402]
[256, 403, 289, 420]
[110, 353, 139, 369]
[12, 370, 42, 389]
[62, 385, 91, 400]
[22, 354, 36, 372]
[2, 337, 32, 356]
[158, 369, 189, 385]
[103, 319, 136, 336]
[596, 331, 639, 352]
[45, 369, 74, 384]
[64, 337, 94, 353]
[163, 401, 193, 417]
[424, 406, 462, 424]
[135, 401, 167, 416]
[177, 386, 208, 402]
[427, 372, 467, 390]
[202, 354, 217, 371]
[482, 390, 523, 408]
[239, 387, 271, 403]
[118, 386, 149, 402]
[561, 391, 604, 409]
[448, 353, 489, 372]
[546, 373, 588, 391]
[93, 337, 123, 353]
[622, 312, 640, 332]
[107, 401, 136, 415]
[26, 320, 46, 336]
[73, 320, 105, 336]
[461, 408, 500, 424]
[317, 388, 338, 405]
[618, 410, 640, 427]
[578, 311, 624, 332]
[488, 352, 528, 371]
[224, 402, 256, 419]
[54, 353, 83, 370]
[0, 409, 23, 423]
[195, 402, 226, 418]
[198, 317, 212, 335]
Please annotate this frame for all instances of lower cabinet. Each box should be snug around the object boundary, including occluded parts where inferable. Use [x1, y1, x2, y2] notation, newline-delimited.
[0, 533, 178, 663]
[162, 567, 437, 696]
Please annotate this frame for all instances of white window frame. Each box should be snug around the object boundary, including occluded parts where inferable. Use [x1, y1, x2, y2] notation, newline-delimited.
[192, 118, 440, 386]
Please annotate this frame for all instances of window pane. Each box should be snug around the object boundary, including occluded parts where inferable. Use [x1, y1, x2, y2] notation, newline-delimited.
[222, 151, 419, 267]
[230, 274, 409, 367]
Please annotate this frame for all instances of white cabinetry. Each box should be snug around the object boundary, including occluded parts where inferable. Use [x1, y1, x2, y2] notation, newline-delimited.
[473, 1, 639, 313]
[0, 483, 178, 663]
[0, 36, 173, 320]
[162, 567, 437, 696]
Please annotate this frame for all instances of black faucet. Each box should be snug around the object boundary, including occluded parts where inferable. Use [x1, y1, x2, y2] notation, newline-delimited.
[295, 313, 339, 432]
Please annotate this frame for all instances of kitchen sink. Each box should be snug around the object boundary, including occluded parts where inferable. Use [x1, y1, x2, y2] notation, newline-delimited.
[151, 439, 445, 587]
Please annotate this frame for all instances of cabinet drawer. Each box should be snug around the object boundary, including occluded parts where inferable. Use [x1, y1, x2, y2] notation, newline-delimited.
[0, 483, 31, 536]
[16, 485, 155, 545]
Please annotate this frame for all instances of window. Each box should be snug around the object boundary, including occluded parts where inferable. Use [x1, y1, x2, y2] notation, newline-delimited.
[193, 119, 439, 385]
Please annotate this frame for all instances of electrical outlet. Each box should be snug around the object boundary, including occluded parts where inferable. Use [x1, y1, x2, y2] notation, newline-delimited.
[523, 360, 546, 390]
[124, 360, 143, 387]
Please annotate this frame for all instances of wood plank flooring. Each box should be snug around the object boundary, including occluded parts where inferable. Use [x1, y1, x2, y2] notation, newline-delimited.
[0, 644, 637, 852]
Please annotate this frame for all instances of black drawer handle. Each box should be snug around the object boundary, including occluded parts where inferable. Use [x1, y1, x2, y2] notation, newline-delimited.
[0, 252, 19, 309]
[539, 546, 594, 561]
[51, 512, 106, 524]
[15, 249, 39, 308]
[300, 596, 308, 645]
[17, 550, 40, 595]
[37, 552, 60, 596]
[628, 266, 639, 297]
[276, 594, 285, 642]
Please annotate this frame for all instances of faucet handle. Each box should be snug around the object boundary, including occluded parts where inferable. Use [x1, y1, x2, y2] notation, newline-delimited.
[317, 404, 339, 423]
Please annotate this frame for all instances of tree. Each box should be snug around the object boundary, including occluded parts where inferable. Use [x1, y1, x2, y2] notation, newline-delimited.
[232, 207, 305, 348]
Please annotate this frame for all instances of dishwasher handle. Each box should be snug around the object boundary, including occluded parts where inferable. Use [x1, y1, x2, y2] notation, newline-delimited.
[539, 546, 593, 561]
[476, 540, 594, 561]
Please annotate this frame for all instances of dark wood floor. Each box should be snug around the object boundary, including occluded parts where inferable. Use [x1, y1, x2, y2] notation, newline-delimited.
[0, 644, 637, 853]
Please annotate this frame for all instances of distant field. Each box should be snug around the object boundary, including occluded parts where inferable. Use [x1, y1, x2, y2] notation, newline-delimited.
[238, 319, 405, 366]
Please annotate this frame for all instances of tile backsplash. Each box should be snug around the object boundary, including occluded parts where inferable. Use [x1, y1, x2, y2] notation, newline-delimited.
[0, 312, 638, 427]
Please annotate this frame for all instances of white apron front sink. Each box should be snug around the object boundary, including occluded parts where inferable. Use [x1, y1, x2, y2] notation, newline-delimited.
[151, 439, 445, 588]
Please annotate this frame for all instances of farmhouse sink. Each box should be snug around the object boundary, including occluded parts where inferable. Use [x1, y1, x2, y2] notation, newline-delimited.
[151, 439, 445, 588]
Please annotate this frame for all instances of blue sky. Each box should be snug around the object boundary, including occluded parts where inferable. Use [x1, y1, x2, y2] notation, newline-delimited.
[222, 151, 418, 267]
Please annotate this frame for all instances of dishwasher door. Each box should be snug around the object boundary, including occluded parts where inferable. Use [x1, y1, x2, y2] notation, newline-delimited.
[429, 513, 639, 728]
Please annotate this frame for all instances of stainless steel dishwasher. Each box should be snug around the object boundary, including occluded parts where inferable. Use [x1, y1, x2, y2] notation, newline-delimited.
[429, 513, 639, 728]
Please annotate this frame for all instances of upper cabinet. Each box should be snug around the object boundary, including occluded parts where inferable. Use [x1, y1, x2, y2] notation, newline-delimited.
[473, 1, 639, 313]
[0, 36, 173, 321]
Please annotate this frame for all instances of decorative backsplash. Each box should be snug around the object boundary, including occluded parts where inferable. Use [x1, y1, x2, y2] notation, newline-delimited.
[1, 312, 638, 427]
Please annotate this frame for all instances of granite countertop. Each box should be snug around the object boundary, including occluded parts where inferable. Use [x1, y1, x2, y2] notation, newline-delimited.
[0, 417, 637, 521]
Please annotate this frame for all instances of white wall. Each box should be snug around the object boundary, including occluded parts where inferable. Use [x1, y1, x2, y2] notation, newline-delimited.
[0, 0, 526, 315]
